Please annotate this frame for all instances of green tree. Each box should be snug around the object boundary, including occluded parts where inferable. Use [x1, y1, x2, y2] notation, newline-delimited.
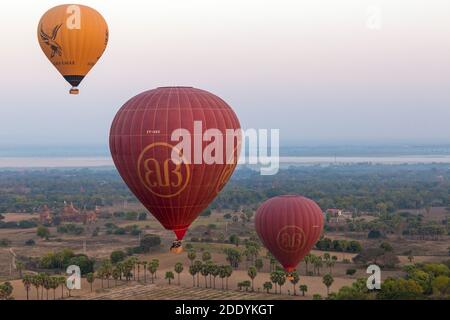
[223, 248, 242, 269]
[49, 277, 59, 300]
[37, 226, 50, 240]
[202, 251, 212, 262]
[148, 260, 158, 283]
[187, 250, 196, 266]
[194, 261, 202, 287]
[210, 264, 220, 289]
[255, 258, 263, 271]
[189, 265, 197, 287]
[304, 254, 313, 274]
[174, 262, 184, 285]
[247, 266, 257, 291]
[229, 234, 240, 247]
[0, 282, 13, 300]
[110, 250, 126, 264]
[224, 265, 232, 290]
[277, 271, 286, 294]
[263, 281, 272, 293]
[376, 278, 423, 300]
[322, 273, 334, 296]
[201, 264, 210, 288]
[299, 284, 308, 296]
[290, 271, 300, 296]
[165, 271, 175, 285]
[270, 272, 279, 294]
[22, 275, 32, 300]
[432, 275, 450, 296]
[86, 273, 95, 292]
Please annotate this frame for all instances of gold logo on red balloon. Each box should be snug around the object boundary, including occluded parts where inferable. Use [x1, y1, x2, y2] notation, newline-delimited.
[137, 142, 190, 198]
[215, 165, 235, 193]
[276, 226, 306, 253]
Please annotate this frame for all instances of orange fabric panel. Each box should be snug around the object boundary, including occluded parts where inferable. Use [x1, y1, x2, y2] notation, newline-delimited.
[38, 4, 108, 87]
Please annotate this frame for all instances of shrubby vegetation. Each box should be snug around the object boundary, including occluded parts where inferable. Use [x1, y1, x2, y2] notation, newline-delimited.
[315, 238, 362, 253]
[57, 223, 84, 235]
[38, 249, 94, 274]
[330, 261, 450, 299]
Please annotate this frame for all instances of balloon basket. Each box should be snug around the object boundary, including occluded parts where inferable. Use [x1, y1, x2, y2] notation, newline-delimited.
[170, 240, 183, 254]
[286, 274, 294, 281]
[70, 88, 79, 95]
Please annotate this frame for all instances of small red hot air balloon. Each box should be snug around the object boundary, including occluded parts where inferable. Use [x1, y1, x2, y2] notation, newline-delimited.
[110, 87, 241, 253]
[255, 195, 324, 274]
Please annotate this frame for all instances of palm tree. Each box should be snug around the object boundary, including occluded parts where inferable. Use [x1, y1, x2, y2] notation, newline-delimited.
[187, 250, 196, 266]
[202, 251, 211, 262]
[326, 260, 335, 274]
[97, 269, 105, 288]
[165, 271, 175, 285]
[290, 271, 299, 296]
[86, 273, 95, 292]
[129, 257, 139, 281]
[201, 264, 209, 288]
[112, 268, 121, 286]
[31, 275, 41, 300]
[16, 261, 24, 279]
[101, 260, 113, 288]
[189, 265, 197, 287]
[270, 272, 279, 294]
[263, 281, 272, 293]
[142, 261, 148, 283]
[218, 266, 226, 290]
[314, 257, 323, 276]
[255, 258, 263, 272]
[174, 262, 184, 285]
[148, 261, 158, 283]
[41, 274, 51, 300]
[151, 259, 160, 279]
[224, 265, 232, 290]
[322, 273, 334, 296]
[194, 261, 202, 287]
[304, 254, 313, 274]
[210, 265, 219, 289]
[247, 266, 257, 291]
[116, 262, 124, 280]
[58, 276, 66, 299]
[137, 261, 141, 281]
[299, 284, 308, 296]
[22, 275, 32, 300]
[277, 271, 286, 294]
[50, 277, 59, 300]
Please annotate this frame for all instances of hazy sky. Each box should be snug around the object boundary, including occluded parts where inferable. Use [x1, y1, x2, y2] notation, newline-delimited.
[0, 0, 449, 147]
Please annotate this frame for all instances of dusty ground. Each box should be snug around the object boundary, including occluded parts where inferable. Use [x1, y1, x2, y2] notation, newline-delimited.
[1, 210, 449, 300]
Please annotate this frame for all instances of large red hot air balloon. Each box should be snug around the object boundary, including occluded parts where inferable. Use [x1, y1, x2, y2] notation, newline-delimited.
[110, 87, 241, 252]
[255, 195, 324, 274]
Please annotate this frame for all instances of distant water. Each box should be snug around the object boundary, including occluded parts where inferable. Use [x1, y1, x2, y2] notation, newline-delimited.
[0, 157, 113, 168]
[1, 155, 450, 168]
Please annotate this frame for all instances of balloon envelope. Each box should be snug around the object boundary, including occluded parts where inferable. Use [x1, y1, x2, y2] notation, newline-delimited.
[38, 4, 108, 94]
[255, 195, 324, 272]
[110, 87, 241, 240]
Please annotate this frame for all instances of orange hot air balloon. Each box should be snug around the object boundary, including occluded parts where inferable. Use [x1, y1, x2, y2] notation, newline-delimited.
[38, 4, 109, 94]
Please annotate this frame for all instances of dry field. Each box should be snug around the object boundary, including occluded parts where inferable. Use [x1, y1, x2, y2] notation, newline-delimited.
[1, 209, 449, 300]
[74, 284, 294, 300]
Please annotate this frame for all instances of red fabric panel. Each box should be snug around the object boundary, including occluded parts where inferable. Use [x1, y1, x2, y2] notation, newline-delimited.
[255, 195, 324, 272]
[110, 87, 241, 240]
